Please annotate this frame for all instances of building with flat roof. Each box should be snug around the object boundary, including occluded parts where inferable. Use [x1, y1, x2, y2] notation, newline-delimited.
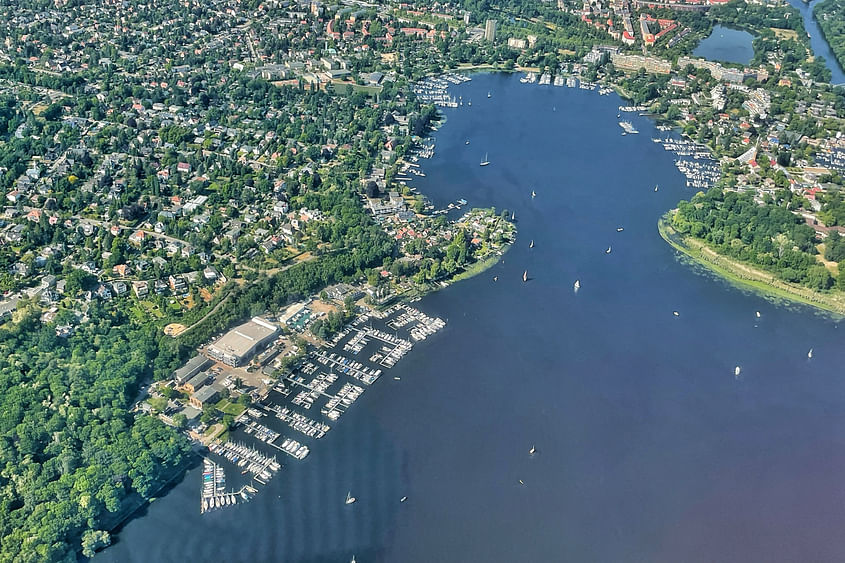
[485, 19, 497, 42]
[206, 317, 278, 366]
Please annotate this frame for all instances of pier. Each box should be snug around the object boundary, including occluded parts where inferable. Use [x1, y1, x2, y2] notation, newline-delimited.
[200, 458, 257, 514]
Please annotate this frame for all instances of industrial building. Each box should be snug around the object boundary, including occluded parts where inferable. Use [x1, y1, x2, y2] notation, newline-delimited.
[206, 317, 279, 367]
[172, 354, 212, 386]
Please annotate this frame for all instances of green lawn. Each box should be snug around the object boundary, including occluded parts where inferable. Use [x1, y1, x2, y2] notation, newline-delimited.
[216, 399, 247, 416]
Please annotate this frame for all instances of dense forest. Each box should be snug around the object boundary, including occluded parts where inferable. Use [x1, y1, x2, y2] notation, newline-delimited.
[814, 0, 845, 71]
[671, 188, 838, 290]
[0, 303, 191, 561]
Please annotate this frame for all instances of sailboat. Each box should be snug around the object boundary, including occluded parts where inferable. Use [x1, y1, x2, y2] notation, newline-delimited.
[518, 479, 525, 485]
[734, 366, 741, 378]
[574, 279, 581, 291]
[493, 276, 498, 282]
[617, 227, 624, 232]
[345, 491, 356, 505]
[531, 189, 536, 198]
[654, 184, 659, 192]
[673, 311, 680, 317]
[808, 348, 813, 359]
[529, 240, 534, 248]
[755, 311, 761, 318]
[400, 496, 408, 503]
[487, 91, 492, 98]
[522, 270, 528, 282]
[605, 246, 612, 254]
[511, 211, 515, 221]
[480, 153, 490, 166]
[529, 445, 536, 456]
[465, 139, 470, 145]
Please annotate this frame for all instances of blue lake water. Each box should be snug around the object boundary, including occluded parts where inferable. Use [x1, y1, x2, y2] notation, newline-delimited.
[99, 73, 845, 562]
[786, 0, 845, 85]
[694, 25, 755, 65]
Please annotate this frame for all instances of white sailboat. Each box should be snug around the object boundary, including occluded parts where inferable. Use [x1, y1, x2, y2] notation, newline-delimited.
[531, 189, 536, 198]
[487, 91, 492, 98]
[654, 184, 659, 192]
[617, 227, 624, 232]
[523, 270, 528, 282]
[480, 153, 490, 166]
[755, 311, 761, 318]
[529, 445, 536, 455]
[529, 240, 534, 249]
[808, 348, 813, 359]
[493, 276, 498, 282]
[605, 246, 612, 254]
[511, 211, 515, 221]
[400, 496, 408, 503]
[574, 279, 581, 291]
[673, 311, 680, 317]
[345, 491, 356, 505]
[465, 139, 470, 145]
[734, 366, 741, 378]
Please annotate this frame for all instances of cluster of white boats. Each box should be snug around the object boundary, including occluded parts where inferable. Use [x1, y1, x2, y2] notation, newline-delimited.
[208, 440, 281, 484]
[201, 459, 255, 514]
[291, 370, 337, 409]
[314, 350, 382, 384]
[519, 71, 618, 95]
[278, 437, 310, 460]
[321, 382, 364, 421]
[244, 418, 279, 443]
[619, 105, 649, 112]
[342, 329, 370, 354]
[653, 137, 721, 188]
[411, 73, 471, 108]
[267, 403, 330, 439]
[619, 121, 639, 135]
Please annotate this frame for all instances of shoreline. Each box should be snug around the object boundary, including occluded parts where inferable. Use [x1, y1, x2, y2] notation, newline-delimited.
[380, 243, 513, 309]
[99, 454, 195, 537]
[658, 213, 845, 317]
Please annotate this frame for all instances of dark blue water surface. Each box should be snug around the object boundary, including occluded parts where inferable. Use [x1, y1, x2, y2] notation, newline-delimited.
[694, 25, 755, 65]
[100, 74, 845, 563]
[786, 0, 845, 85]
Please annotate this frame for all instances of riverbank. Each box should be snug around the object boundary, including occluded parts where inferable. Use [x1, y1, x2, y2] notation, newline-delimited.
[659, 212, 845, 316]
[812, 0, 845, 74]
[100, 454, 195, 534]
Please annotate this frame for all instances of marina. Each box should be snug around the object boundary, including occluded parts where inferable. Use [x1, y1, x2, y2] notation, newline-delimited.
[198, 305, 444, 513]
[200, 459, 253, 514]
[652, 136, 721, 188]
[411, 73, 471, 108]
